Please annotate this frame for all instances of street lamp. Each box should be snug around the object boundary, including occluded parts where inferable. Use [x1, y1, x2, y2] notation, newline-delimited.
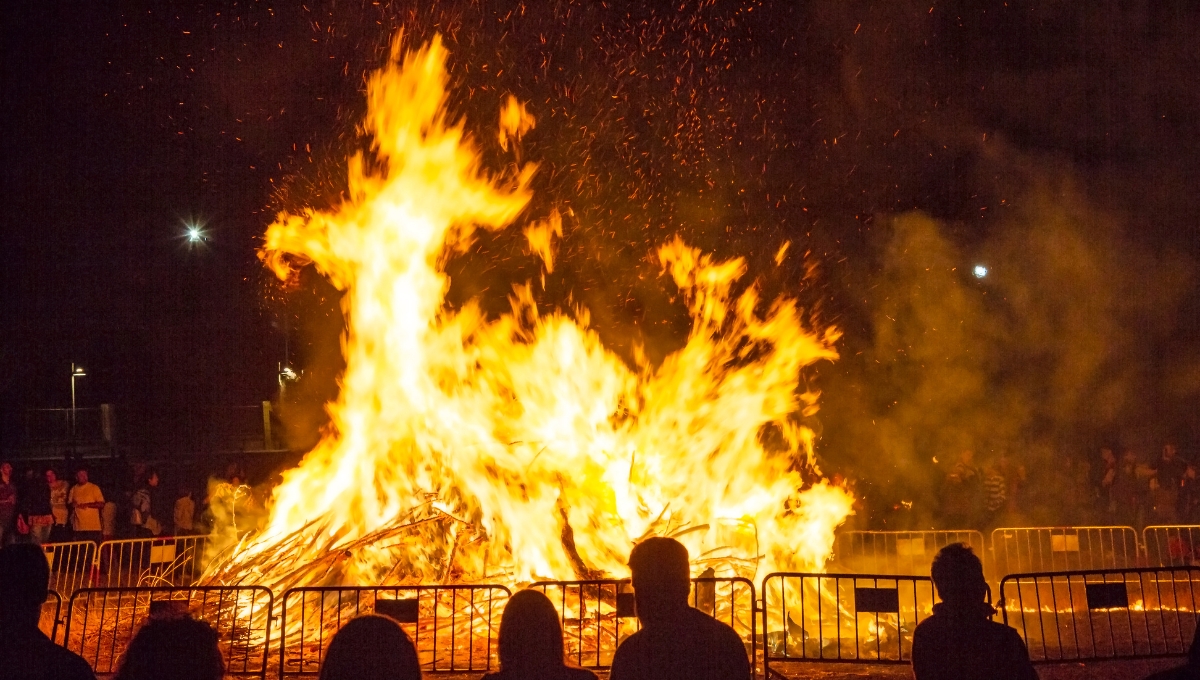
[71, 364, 86, 441]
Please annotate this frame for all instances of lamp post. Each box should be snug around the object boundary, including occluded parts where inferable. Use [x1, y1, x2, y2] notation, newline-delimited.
[70, 364, 86, 441]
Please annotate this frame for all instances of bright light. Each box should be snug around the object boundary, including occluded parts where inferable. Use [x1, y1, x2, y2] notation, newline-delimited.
[188, 227, 203, 243]
[973, 264, 988, 279]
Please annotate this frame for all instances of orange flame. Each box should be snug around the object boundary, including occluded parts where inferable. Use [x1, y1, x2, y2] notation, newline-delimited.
[234, 35, 852, 587]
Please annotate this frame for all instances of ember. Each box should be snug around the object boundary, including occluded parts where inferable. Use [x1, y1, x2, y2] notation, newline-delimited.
[203, 33, 852, 592]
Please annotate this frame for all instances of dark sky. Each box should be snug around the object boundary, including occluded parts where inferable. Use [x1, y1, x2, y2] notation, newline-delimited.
[2, 1, 1198, 462]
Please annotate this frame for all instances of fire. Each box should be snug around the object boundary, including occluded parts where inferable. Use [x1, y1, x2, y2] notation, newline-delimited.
[209, 34, 852, 589]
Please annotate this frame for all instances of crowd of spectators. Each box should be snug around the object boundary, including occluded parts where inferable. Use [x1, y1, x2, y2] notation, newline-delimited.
[928, 441, 1194, 532]
[0, 459, 260, 549]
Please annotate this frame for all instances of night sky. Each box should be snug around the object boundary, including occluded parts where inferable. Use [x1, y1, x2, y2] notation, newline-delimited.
[3, 1, 1198, 492]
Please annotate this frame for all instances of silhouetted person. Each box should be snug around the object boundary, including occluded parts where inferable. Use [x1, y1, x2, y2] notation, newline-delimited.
[482, 589, 597, 680]
[0, 544, 95, 680]
[610, 537, 750, 680]
[1142, 620, 1200, 679]
[912, 543, 1037, 680]
[112, 616, 224, 680]
[319, 614, 421, 680]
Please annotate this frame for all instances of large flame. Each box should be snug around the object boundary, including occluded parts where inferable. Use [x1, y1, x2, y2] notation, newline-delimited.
[217, 35, 852, 588]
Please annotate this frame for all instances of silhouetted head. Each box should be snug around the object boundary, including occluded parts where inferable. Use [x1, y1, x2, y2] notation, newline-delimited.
[629, 537, 691, 626]
[0, 462, 11, 482]
[930, 543, 988, 610]
[75, 468, 89, 485]
[498, 590, 566, 674]
[1165, 444, 1178, 460]
[0, 544, 50, 628]
[45, 468, 58, 485]
[319, 614, 421, 680]
[112, 616, 224, 680]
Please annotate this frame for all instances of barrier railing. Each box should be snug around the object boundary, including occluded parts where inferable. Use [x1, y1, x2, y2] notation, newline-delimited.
[278, 584, 510, 676]
[40, 589, 62, 642]
[833, 530, 988, 578]
[998, 567, 1200, 663]
[760, 572, 937, 674]
[1144, 526, 1200, 568]
[44, 541, 97, 598]
[992, 526, 1140, 575]
[64, 586, 273, 678]
[95, 536, 211, 587]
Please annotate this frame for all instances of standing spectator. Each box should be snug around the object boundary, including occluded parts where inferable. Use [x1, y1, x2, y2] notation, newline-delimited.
[609, 537, 751, 680]
[1112, 449, 1144, 529]
[997, 453, 1026, 518]
[318, 615, 421, 680]
[130, 470, 164, 537]
[911, 544, 1037, 680]
[46, 468, 70, 542]
[941, 450, 980, 529]
[483, 589, 598, 680]
[1153, 443, 1187, 525]
[1179, 464, 1200, 526]
[982, 463, 1007, 526]
[16, 468, 53, 546]
[0, 544, 96, 679]
[174, 487, 196, 536]
[0, 463, 16, 546]
[1097, 448, 1118, 517]
[68, 468, 105, 544]
[112, 616, 225, 680]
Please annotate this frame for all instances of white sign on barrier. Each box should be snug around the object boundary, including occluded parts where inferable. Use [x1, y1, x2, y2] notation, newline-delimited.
[1051, 535, 1081, 552]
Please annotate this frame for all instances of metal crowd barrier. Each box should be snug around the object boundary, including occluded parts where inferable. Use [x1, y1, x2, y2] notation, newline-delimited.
[95, 536, 211, 587]
[278, 584, 510, 677]
[998, 567, 1200, 663]
[44, 541, 97, 598]
[40, 589, 62, 642]
[529, 577, 756, 669]
[760, 572, 936, 674]
[64, 586, 273, 678]
[833, 530, 988, 578]
[1144, 526, 1200, 568]
[992, 526, 1140, 575]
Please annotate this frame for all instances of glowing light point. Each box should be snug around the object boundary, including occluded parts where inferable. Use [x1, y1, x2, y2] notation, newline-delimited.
[187, 227, 203, 243]
[973, 264, 988, 279]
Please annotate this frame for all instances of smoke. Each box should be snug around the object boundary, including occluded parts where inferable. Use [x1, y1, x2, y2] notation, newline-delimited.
[818, 165, 1194, 526]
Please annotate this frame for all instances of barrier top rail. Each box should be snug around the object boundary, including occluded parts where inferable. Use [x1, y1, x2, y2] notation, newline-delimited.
[278, 583, 512, 676]
[94, 535, 212, 588]
[64, 585, 274, 679]
[998, 566, 1200, 663]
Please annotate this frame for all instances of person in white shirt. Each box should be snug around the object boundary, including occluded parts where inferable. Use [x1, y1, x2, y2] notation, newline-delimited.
[67, 468, 104, 544]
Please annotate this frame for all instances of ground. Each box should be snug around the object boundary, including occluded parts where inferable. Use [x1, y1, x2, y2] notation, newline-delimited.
[437, 658, 1183, 679]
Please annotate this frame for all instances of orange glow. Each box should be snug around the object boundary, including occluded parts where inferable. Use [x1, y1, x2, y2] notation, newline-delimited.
[216, 34, 852, 588]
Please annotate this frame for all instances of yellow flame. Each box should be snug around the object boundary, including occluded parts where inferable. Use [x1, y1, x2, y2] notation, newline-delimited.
[234, 35, 852, 587]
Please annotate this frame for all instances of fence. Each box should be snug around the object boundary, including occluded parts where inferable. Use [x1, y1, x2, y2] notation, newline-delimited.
[992, 527, 1140, 575]
[999, 567, 1200, 662]
[529, 577, 755, 670]
[278, 584, 510, 676]
[1144, 526, 1200, 568]
[760, 571, 937, 675]
[95, 536, 211, 587]
[40, 589, 62, 641]
[44, 541, 97, 598]
[64, 586, 273, 678]
[833, 530, 988, 578]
